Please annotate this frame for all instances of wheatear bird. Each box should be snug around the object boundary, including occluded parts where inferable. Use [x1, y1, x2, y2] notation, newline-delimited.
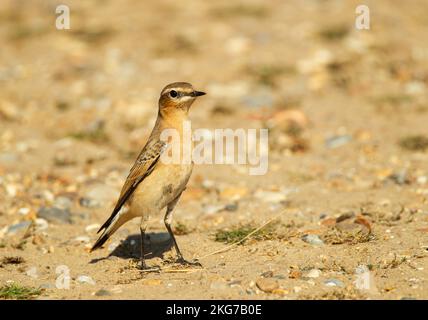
[91, 82, 206, 269]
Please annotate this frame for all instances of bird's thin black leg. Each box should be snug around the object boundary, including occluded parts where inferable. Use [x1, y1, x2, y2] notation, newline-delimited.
[139, 225, 147, 270]
[165, 194, 201, 267]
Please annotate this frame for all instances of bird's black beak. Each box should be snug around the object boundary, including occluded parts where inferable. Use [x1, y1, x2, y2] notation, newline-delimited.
[191, 91, 206, 97]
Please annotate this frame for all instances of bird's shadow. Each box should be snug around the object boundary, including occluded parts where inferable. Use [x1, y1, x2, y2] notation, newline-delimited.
[90, 232, 173, 264]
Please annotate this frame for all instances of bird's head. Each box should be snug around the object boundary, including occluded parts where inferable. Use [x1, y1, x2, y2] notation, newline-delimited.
[158, 82, 206, 116]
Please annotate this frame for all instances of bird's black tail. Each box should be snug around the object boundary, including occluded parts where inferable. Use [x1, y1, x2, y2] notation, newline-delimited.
[90, 231, 110, 252]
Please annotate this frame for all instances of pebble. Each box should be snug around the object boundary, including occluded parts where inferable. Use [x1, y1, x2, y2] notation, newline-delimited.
[325, 135, 352, 149]
[306, 269, 322, 278]
[219, 187, 248, 201]
[54, 196, 73, 210]
[84, 184, 118, 206]
[7, 221, 32, 234]
[94, 289, 112, 296]
[18, 207, 30, 216]
[417, 176, 427, 185]
[324, 279, 344, 287]
[26, 267, 38, 279]
[79, 197, 101, 209]
[74, 236, 90, 243]
[35, 218, 49, 231]
[38, 207, 72, 224]
[256, 278, 279, 293]
[5, 184, 19, 197]
[77, 275, 96, 285]
[254, 190, 287, 203]
[301, 234, 324, 245]
[202, 204, 225, 215]
[0, 101, 19, 120]
[85, 224, 101, 233]
[260, 270, 274, 278]
[210, 281, 228, 290]
[224, 203, 238, 212]
[225, 36, 250, 55]
[289, 270, 302, 279]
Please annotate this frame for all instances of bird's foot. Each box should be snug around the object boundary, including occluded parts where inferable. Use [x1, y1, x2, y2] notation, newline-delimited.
[138, 260, 160, 273]
[176, 257, 202, 268]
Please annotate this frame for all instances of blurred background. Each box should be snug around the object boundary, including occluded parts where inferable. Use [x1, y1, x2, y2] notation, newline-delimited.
[1, 0, 428, 299]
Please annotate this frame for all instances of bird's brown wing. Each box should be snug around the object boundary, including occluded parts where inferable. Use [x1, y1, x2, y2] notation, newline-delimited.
[97, 139, 167, 233]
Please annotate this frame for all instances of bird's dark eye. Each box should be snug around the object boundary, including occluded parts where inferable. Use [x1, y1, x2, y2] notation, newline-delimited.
[169, 90, 178, 98]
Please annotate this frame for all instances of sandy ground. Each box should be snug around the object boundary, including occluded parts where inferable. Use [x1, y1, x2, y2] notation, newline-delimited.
[1, 0, 428, 299]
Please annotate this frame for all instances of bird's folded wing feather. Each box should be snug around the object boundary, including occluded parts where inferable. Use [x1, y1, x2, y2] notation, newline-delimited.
[98, 139, 167, 232]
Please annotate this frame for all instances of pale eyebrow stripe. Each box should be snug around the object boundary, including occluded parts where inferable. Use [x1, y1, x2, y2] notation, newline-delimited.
[162, 88, 193, 96]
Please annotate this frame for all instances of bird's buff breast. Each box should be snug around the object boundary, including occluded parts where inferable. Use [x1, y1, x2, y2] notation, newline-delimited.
[128, 163, 193, 216]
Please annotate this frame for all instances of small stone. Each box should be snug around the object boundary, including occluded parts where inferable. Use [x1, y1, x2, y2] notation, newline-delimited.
[219, 187, 248, 201]
[7, 221, 32, 234]
[225, 36, 250, 55]
[254, 190, 287, 203]
[272, 288, 288, 295]
[201, 180, 215, 189]
[202, 204, 225, 215]
[324, 279, 344, 287]
[260, 270, 274, 278]
[54, 196, 73, 210]
[5, 184, 19, 197]
[210, 281, 228, 290]
[26, 267, 38, 279]
[141, 279, 162, 286]
[306, 269, 322, 278]
[0, 101, 19, 120]
[32, 234, 45, 245]
[84, 184, 118, 206]
[301, 234, 324, 245]
[417, 176, 427, 185]
[77, 275, 96, 285]
[35, 218, 49, 231]
[289, 270, 302, 279]
[79, 197, 100, 209]
[17, 207, 30, 216]
[224, 203, 238, 211]
[37, 207, 72, 224]
[85, 224, 101, 233]
[256, 278, 279, 293]
[74, 236, 90, 243]
[94, 289, 112, 296]
[387, 170, 410, 185]
[325, 135, 352, 149]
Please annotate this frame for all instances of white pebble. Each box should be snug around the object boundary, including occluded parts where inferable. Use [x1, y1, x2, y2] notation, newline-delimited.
[306, 269, 322, 278]
[77, 275, 96, 285]
[85, 224, 101, 233]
